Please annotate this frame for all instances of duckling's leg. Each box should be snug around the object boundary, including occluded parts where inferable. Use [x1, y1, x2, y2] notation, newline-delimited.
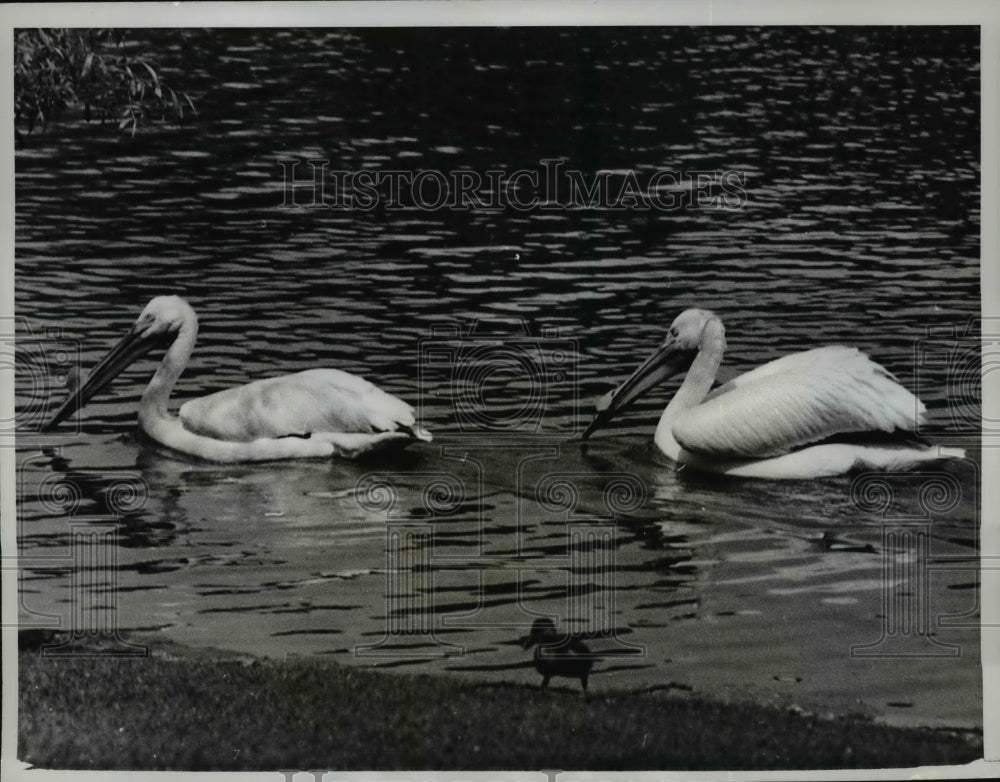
[541, 675, 551, 689]
[580, 674, 589, 693]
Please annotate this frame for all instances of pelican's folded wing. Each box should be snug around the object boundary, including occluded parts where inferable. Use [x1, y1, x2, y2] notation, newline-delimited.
[674, 346, 926, 458]
[179, 368, 425, 442]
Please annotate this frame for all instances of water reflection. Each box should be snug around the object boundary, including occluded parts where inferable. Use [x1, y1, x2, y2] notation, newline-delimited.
[15, 26, 980, 728]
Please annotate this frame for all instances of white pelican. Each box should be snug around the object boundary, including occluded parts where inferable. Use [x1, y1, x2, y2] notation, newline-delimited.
[581, 308, 965, 479]
[44, 295, 432, 462]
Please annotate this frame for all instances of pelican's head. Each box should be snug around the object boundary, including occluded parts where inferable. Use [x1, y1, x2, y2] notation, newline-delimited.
[663, 308, 719, 351]
[134, 296, 197, 339]
[581, 308, 722, 440]
[44, 296, 196, 430]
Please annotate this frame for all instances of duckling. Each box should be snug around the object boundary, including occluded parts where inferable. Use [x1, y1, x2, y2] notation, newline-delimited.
[522, 617, 595, 693]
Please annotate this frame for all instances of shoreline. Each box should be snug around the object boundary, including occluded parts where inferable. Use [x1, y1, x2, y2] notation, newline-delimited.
[17, 631, 983, 772]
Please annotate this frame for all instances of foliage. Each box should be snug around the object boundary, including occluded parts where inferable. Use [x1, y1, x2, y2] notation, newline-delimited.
[14, 28, 196, 139]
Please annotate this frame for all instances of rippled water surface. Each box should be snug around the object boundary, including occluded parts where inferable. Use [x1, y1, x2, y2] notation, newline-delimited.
[15, 27, 981, 728]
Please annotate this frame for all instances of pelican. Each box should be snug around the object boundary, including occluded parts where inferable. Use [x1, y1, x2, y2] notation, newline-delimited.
[581, 308, 965, 479]
[44, 296, 432, 462]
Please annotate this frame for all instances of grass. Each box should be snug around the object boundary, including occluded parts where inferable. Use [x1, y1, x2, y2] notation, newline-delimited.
[18, 642, 983, 772]
[17, 651, 983, 771]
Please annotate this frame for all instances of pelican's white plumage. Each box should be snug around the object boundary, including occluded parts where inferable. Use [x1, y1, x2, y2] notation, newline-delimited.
[178, 369, 420, 442]
[46, 296, 431, 462]
[583, 308, 964, 479]
[674, 346, 919, 458]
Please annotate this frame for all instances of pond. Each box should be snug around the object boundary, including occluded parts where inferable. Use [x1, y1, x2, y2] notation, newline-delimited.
[15, 26, 981, 729]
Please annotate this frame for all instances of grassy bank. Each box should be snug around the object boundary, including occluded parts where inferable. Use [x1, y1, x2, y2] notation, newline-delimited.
[18, 645, 981, 771]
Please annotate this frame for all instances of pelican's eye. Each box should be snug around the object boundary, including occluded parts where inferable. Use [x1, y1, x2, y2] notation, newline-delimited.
[135, 311, 174, 337]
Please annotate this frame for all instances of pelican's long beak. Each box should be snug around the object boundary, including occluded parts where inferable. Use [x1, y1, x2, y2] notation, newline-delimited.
[581, 339, 696, 440]
[43, 326, 175, 431]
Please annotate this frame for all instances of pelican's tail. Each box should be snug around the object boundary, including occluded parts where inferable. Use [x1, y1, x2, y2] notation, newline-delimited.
[857, 442, 968, 474]
[398, 423, 433, 442]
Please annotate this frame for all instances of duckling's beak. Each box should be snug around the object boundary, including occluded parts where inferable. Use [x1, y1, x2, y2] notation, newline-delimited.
[524, 628, 549, 649]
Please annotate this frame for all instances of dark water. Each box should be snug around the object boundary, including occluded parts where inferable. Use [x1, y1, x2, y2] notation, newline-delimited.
[15, 27, 981, 728]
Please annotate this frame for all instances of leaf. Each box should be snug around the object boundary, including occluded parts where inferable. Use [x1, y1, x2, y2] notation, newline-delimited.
[139, 60, 159, 86]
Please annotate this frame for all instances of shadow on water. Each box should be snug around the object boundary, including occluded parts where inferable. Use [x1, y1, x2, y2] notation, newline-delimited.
[19, 422, 981, 726]
[15, 27, 981, 728]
